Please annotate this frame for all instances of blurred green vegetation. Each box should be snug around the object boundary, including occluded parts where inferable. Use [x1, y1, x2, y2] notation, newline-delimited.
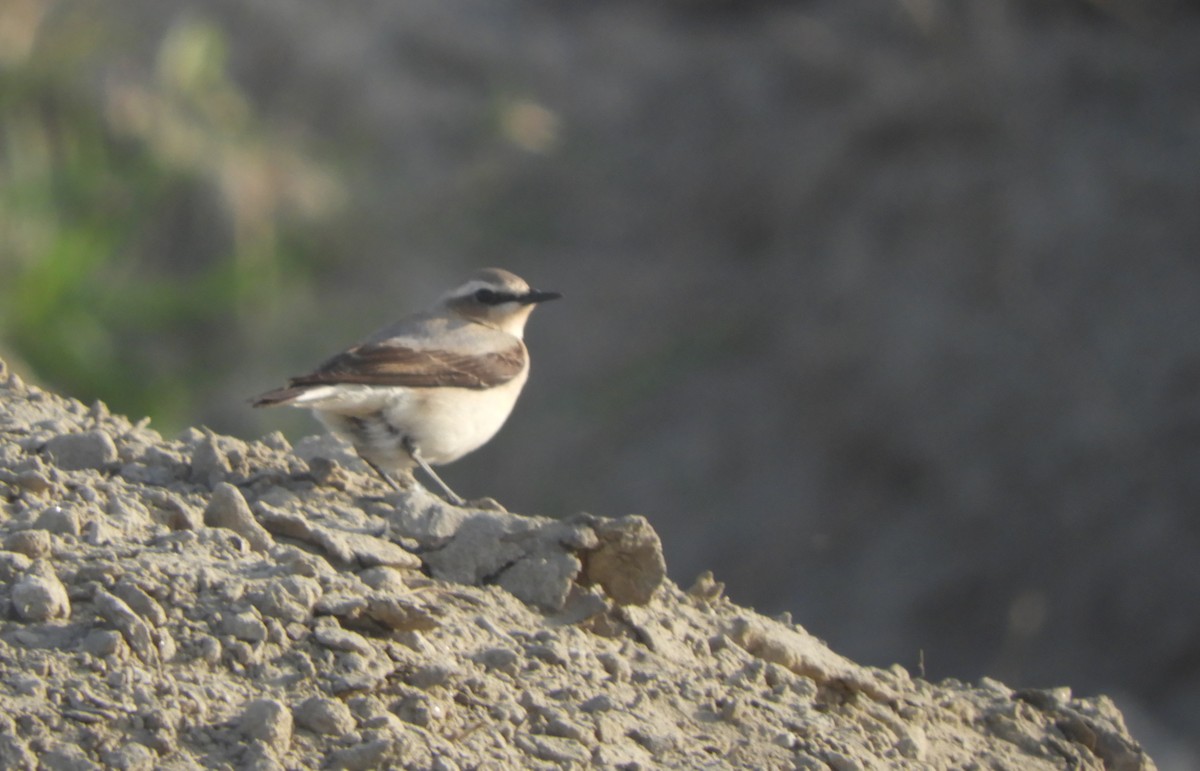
[0, 0, 342, 431]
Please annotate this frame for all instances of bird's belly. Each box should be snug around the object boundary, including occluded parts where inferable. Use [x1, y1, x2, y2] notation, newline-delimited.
[307, 369, 528, 469]
[391, 377, 526, 465]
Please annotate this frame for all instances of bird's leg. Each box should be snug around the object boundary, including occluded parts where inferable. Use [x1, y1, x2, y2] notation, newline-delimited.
[362, 457, 404, 492]
[402, 436, 466, 507]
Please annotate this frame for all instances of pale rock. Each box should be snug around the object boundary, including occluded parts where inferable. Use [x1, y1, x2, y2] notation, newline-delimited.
[11, 560, 70, 621]
[241, 699, 293, 755]
[43, 431, 118, 471]
[294, 696, 355, 736]
[204, 483, 274, 551]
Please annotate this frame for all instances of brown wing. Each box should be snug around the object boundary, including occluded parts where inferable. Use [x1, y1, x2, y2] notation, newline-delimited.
[286, 341, 524, 390]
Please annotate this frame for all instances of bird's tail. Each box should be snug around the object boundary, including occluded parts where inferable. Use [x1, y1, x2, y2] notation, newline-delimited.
[250, 387, 306, 407]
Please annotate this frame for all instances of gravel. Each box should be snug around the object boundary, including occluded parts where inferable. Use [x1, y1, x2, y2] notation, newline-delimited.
[0, 359, 1156, 769]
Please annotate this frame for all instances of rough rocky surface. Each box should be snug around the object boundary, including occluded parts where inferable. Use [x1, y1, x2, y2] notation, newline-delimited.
[0, 360, 1156, 769]
[4, 1, 1197, 762]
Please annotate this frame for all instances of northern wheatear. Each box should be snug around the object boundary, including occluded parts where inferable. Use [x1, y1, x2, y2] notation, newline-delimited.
[253, 268, 560, 505]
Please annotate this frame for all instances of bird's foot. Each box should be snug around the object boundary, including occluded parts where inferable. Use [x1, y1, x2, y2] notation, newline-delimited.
[401, 437, 472, 507]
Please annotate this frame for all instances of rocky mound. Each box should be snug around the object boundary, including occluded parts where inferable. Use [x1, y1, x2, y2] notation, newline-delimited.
[0, 360, 1154, 769]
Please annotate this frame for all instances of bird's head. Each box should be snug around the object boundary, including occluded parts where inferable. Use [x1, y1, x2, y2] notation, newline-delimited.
[443, 268, 561, 337]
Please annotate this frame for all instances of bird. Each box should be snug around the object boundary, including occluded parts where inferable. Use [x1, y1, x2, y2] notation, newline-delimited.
[252, 268, 561, 505]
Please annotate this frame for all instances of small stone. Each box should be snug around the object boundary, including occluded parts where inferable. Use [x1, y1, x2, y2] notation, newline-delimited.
[628, 728, 673, 756]
[717, 697, 743, 723]
[514, 734, 590, 765]
[526, 642, 568, 666]
[283, 552, 323, 578]
[545, 717, 590, 743]
[249, 576, 322, 623]
[394, 692, 441, 727]
[580, 694, 617, 713]
[315, 593, 368, 617]
[15, 469, 53, 496]
[592, 744, 652, 769]
[344, 695, 383, 721]
[597, 652, 631, 682]
[325, 531, 422, 570]
[363, 595, 438, 632]
[405, 659, 461, 689]
[581, 515, 666, 606]
[4, 530, 53, 559]
[43, 431, 118, 471]
[179, 426, 207, 445]
[190, 434, 231, 486]
[193, 634, 222, 664]
[496, 551, 580, 611]
[34, 505, 81, 536]
[241, 699, 293, 755]
[687, 570, 725, 603]
[241, 743, 284, 771]
[204, 483, 273, 551]
[333, 652, 393, 693]
[773, 732, 799, 749]
[255, 508, 419, 569]
[307, 456, 347, 489]
[11, 673, 43, 696]
[157, 496, 203, 531]
[105, 742, 156, 771]
[823, 750, 865, 771]
[0, 552, 33, 582]
[155, 627, 177, 662]
[83, 629, 125, 658]
[113, 581, 167, 626]
[259, 431, 292, 452]
[313, 622, 372, 655]
[102, 497, 143, 530]
[360, 712, 405, 732]
[294, 696, 355, 736]
[222, 610, 269, 643]
[94, 590, 157, 663]
[472, 647, 520, 675]
[896, 725, 928, 761]
[82, 518, 111, 546]
[265, 617, 288, 644]
[357, 566, 408, 592]
[38, 742, 100, 771]
[1014, 685, 1070, 708]
[11, 561, 70, 621]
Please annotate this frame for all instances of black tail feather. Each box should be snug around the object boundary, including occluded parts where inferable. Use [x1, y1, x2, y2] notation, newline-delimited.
[250, 386, 305, 407]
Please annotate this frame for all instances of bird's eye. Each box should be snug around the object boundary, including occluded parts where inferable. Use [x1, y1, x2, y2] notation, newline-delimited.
[474, 288, 498, 304]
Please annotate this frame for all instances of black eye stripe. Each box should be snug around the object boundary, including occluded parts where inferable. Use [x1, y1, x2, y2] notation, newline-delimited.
[474, 288, 517, 305]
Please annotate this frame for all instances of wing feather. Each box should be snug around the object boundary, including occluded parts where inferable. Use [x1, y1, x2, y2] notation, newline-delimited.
[284, 341, 525, 391]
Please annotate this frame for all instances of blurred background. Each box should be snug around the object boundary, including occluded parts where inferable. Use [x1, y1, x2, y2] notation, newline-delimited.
[2, 0, 1198, 765]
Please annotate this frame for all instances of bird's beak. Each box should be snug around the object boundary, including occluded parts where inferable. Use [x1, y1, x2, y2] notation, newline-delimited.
[520, 289, 562, 305]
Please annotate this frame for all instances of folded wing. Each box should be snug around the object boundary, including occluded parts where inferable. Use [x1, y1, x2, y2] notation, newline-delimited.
[252, 341, 526, 406]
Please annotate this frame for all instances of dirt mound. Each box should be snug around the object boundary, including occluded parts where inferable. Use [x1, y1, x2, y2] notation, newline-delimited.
[0, 360, 1154, 769]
